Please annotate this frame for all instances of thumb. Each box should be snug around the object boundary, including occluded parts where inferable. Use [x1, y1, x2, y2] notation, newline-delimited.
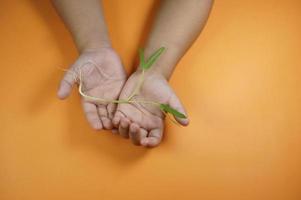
[168, 93, 189, 126]
[57, 67, 78, 99]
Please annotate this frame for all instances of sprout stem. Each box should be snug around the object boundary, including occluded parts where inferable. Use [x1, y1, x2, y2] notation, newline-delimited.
[127, 69, 145, 101]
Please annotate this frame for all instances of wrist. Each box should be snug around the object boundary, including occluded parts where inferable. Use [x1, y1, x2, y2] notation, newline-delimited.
[79, 42, 113, 55]
[77, 35, 111, 54]
[79, 43, 111, 54]
[135, 64, 172, 80]
[135, 67, 168, 81]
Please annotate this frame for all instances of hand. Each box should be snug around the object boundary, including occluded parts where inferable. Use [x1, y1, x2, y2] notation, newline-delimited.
[57, 47, 126, 130]
[112, 70, 189, 147]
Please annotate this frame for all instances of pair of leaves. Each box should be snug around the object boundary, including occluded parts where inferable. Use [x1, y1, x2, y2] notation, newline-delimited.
[160, 104, 187, 119]
[139, 47, 165, 70]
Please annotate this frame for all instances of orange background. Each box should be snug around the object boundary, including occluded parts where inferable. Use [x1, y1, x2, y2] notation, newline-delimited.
[1, 0, 301, 200]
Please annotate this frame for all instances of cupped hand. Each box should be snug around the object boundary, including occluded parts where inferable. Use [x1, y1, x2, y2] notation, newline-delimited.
[57, 47, 126, 130]
[112, 71, 189, 147]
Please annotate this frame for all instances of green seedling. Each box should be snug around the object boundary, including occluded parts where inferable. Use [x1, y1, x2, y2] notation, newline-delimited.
[64, 47, 187, 122]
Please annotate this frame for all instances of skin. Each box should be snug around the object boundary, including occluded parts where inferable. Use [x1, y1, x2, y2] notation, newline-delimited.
[53, 0, 213, 147]
[113, 0, 213, 147]
[53, 0, 126, 130]
[113, 70, 188, 146]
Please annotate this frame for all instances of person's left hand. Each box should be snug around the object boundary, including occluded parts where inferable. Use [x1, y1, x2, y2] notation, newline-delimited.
[112, 70, 189, 147]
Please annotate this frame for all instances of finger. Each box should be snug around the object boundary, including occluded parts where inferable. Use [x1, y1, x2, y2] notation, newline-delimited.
[138, 128, 148, 144]
[97, 105, 112, 130]
[101, 117, 113, 130]
[82, 100, 103, 130]
[129, 123, 140, 145]
[57, 67, 78, 99]
[118, 117, 130, 138]
[112, 110, 124, 128]
[107, 103, 117, 119]
[168, 94, 189, 126]
[141, 128, 163, 147]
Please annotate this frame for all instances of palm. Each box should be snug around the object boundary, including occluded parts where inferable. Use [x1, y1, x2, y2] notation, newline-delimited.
[79, 49, 125, 101]
[116, 72, 168, 128]
[113, 72, 188, 147]
[58, 48, 126, 130]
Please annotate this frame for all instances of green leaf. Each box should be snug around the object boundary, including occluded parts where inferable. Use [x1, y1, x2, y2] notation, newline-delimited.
[160, 103, 187, 119]
[141, 47, 165, 70]
[138, 48, 145, 70]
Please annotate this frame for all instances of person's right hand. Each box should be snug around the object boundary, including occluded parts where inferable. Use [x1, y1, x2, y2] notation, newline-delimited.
[57, 47, 126, 130]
